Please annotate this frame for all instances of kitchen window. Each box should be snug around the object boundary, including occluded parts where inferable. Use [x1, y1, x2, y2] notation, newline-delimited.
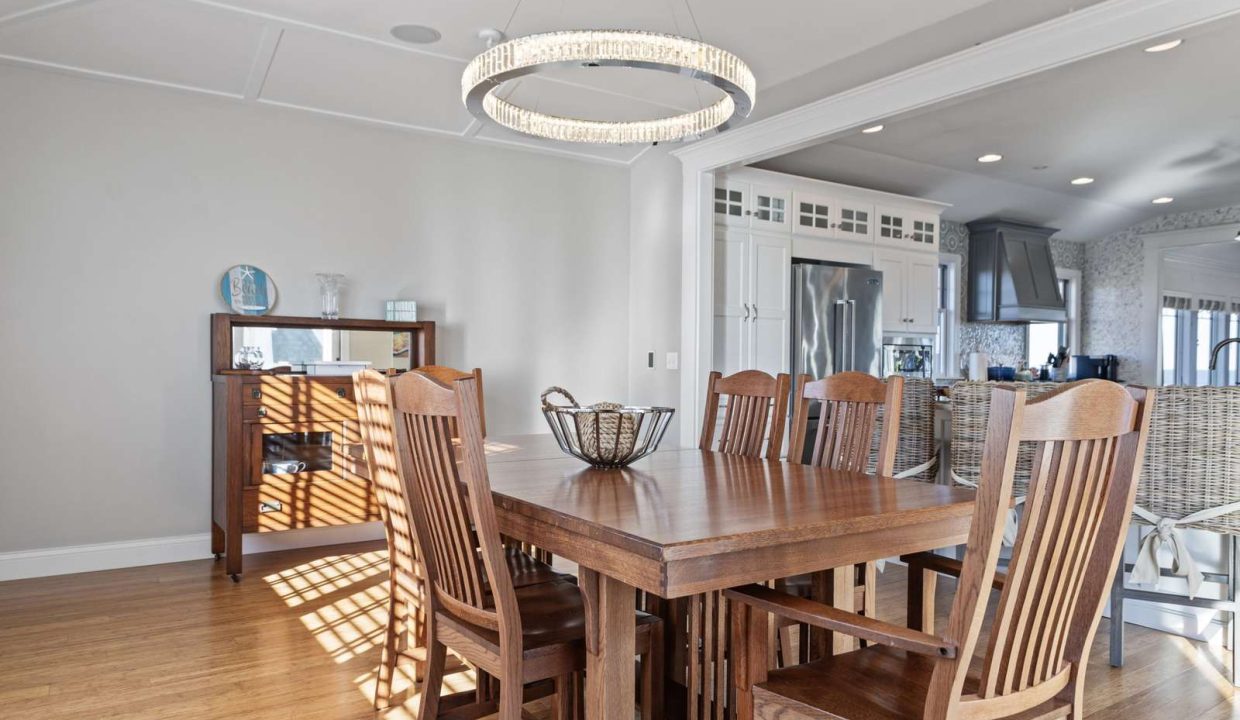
[1026, 269, 1081, 370]
[935, 255, 959, 378]
[1158, 293, 1240, 386]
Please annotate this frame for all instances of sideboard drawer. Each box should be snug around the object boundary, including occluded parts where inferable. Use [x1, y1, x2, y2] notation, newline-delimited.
[242, 378, 355, 405]
[242, 478, 380, 532]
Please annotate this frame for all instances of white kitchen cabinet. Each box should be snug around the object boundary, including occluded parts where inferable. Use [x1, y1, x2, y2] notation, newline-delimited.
[875, 248, 939, 335]
[793, 191, 874, 244]
[834, 198, 874, 243]
[876, 205, 938, 251]
[713, 228, 790, 377]
[713, 181, 791, 232]
[793, 191, 834, 237]
[714, 181, 749, 228]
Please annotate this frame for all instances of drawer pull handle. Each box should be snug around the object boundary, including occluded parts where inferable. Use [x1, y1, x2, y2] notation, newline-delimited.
[256, 406, 267, 417]
[259, 501, 282, 514]
[336, 388, 347, 398]
[251, 389, 262, 400]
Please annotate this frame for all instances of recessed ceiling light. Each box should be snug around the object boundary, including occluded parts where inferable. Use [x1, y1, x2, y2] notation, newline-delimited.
[1144, 38, 1183, 53]
[861, 124, 885, 134]
[391, 24, 442, 44]
[1152, 196, 1174, 204]
[1070, 177, 1095, 185]
[977, 153, 1003, 163]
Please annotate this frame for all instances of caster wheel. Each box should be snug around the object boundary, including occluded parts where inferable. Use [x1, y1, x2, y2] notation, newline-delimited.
[230, 574, 241, 583]
[213, 553, 222, 561]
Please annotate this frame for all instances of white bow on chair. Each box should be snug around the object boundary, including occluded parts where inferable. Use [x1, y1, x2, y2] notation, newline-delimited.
[1129, 502, 1240, 599]
[950, 471, 1024, 546]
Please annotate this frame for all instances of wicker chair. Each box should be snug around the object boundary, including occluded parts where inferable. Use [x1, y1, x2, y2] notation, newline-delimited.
[903, 381, 1060, 633]
[890, 377, 939, 481]
[1109, 385, 1240, 684]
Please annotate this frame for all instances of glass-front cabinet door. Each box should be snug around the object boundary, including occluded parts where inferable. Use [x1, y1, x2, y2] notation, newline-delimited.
[834, 200, 874, 243]
[793, 191, 833, 238]
[749, 185, 791, 231]
[247, 420, 361, 486]
[908, 214, 939, 250]
[714, 182, 749, 227]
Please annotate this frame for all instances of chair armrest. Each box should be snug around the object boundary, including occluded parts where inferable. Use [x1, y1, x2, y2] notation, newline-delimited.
[902, 552, 1006, 590]
[724, 584, 956, 658]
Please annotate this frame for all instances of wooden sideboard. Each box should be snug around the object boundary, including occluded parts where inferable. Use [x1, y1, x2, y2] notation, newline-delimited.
[210, 313, 434, 580]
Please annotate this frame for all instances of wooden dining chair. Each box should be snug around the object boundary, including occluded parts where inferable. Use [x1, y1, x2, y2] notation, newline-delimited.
[353, 369, 570, 711]
[727, 380, 1155, 720]
[387, 370, 663, 720]
[780, 372, 904, 658]
[699, 369, 792, 459]
[416, 365, 487, 437]
[658, 370, 792, 718]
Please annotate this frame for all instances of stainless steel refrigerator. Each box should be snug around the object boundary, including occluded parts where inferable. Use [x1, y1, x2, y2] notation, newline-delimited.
[790, 262, 883, 381]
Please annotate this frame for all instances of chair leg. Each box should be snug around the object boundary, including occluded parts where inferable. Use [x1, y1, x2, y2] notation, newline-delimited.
[1109, 556, 1125, 668]
[375, 590, 401, 709]
[863, 562, 877, 619]
[553, 675, 574, 720]
[498, 678, 524, 720]
[641, 622, 664, 720]
[1230, 535, 1239, 686]
[906, 566, 936, 634]
[418, 639, 446, 720]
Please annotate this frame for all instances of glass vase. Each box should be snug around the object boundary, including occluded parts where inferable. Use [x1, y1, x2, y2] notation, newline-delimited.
[316, 273, 344, 320]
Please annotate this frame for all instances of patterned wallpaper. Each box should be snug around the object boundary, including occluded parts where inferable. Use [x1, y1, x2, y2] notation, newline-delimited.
[940, 220, 1085, 372]
[1082, 204, 1240, 383]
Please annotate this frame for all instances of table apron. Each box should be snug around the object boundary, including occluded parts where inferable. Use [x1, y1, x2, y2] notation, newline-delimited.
[664, 514, 971, 597]
[497, 509, 970, 599]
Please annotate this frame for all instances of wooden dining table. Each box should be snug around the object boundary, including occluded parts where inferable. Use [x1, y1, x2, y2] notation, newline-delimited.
[481, 434, 977, 720]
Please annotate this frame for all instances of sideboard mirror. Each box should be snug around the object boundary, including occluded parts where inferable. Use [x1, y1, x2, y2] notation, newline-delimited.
[210, 314, 435, 375]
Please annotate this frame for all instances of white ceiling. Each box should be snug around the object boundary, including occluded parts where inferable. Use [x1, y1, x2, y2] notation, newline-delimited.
[755, 12, 1240, 240]
[0, 0, 1064, 165]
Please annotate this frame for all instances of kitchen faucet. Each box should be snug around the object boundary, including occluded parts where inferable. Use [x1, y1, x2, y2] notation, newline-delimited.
[1209, 337, 1240, 369]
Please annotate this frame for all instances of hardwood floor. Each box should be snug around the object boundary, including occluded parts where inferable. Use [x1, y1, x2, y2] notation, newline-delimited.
[0, 541, 1235, 719]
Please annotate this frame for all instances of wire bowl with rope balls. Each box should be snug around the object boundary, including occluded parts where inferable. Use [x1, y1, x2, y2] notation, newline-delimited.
[540, 387, 675, 468]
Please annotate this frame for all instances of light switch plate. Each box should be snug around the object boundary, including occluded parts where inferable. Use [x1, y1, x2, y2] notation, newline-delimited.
[666, 352, 679, 370]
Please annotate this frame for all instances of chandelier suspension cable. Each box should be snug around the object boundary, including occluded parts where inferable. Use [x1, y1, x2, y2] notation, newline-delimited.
[502, 0, 525, 34]
[664, 0, 703, 111]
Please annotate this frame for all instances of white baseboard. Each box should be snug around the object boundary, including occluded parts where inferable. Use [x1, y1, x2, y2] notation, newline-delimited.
[0, 523, 386, 582]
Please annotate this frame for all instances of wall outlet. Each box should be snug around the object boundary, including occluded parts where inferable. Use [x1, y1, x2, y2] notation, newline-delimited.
[647, 351, 655, 368]
[666, 352, 679, 370]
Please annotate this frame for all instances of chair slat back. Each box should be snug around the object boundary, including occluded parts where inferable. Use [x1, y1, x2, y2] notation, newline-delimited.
[926, 380, 1155, 718]
[416, 365, 487, 437]
[353, 370, 421, 602]
[389, 371, 516, 632]
[788, 372, 903, 475]
[699, 370, 791, 460]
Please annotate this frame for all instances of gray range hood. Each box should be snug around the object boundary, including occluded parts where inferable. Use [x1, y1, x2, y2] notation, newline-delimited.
[966, 219, 1066, 323]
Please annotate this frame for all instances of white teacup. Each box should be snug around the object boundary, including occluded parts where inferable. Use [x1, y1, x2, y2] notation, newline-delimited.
[268, 460, 307, 474]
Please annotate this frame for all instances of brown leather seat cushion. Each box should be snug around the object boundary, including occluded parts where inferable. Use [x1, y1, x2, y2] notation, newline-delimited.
[756, 645, 1067, 720]
[504, 546, 573, 588]
[450, 579, 658, 653]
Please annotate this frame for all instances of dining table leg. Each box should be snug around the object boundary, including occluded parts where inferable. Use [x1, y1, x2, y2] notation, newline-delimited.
[579, 566, 637, 720]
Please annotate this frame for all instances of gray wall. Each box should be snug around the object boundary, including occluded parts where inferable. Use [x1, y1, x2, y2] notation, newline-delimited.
[939, 220, 1085, 369]
[0, 66, 631, 553]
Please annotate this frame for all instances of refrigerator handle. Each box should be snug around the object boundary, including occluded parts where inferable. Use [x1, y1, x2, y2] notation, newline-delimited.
[834, 300, 847, 374]
[847, 299, 857, 372]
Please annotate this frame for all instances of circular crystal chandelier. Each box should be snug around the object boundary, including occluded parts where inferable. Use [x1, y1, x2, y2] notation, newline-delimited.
[462, 30, 756, 145]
